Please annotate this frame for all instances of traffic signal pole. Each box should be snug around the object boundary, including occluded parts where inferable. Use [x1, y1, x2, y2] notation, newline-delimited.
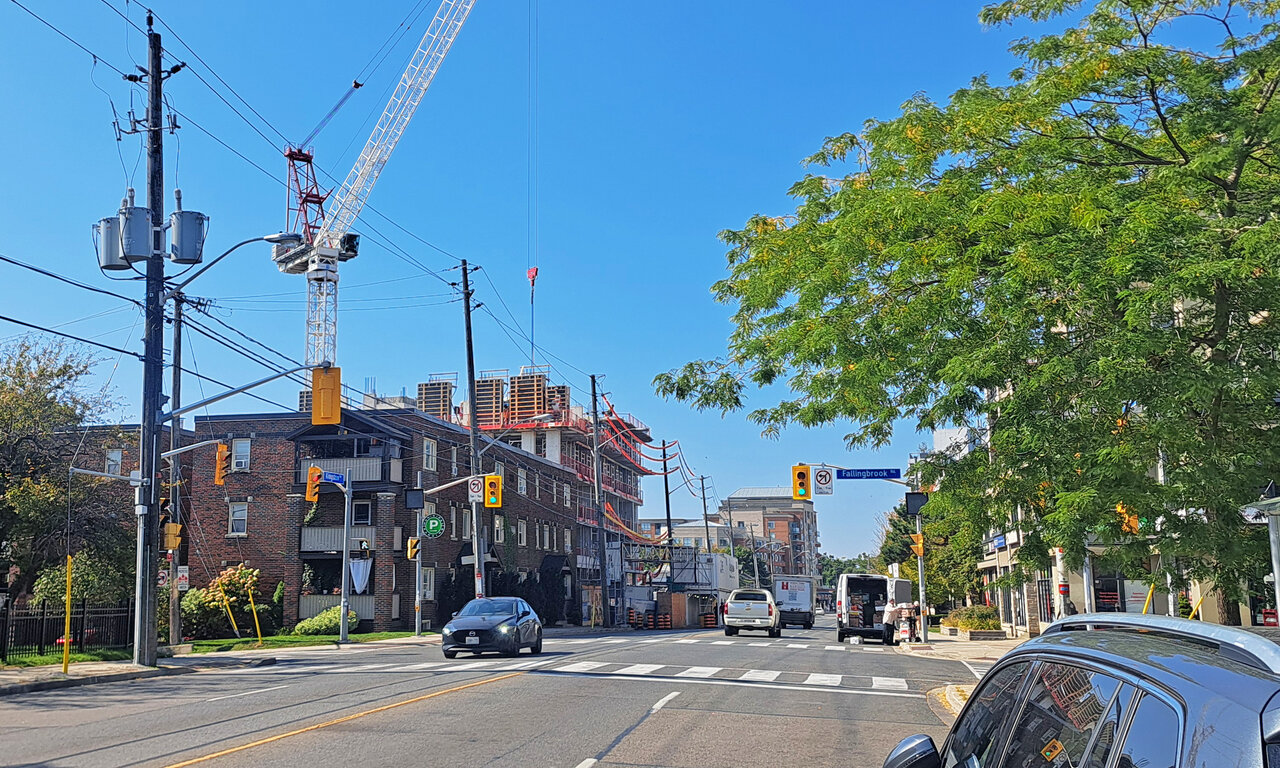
[339, 470, 352, 642]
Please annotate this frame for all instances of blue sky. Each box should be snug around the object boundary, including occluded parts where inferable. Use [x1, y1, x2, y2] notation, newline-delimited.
[0, 1, 1037, 558]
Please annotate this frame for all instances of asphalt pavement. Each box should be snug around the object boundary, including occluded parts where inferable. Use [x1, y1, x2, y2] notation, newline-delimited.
[0, 616, 968, 767]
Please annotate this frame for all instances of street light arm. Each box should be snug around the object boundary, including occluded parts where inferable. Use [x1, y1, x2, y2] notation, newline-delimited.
[165, 237, 265, 298]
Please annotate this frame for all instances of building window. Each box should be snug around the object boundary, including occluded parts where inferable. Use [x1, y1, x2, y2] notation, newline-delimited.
[640, 523, 651, 532]
[767, 521, 775, 530]
[105, 448, 123, 476]
[354, 438, 373, 457]
[462, 508, 472, 539]
[450, 506, 458, 540]
[564, 528, 572, 554]
[494, 515, 505, 544]
[450, 446, 458, 476]
[421, 568, 435, 601]
[518, 468, 527, 495]
[493, 460, 505, 479]
[563, 484, 571, 507]
[231, 438, 251, 471]
[423, 438, 437, 472]
[228, 502, 248, 535]
[518, 520, 527, 547]
[535, 474, 541, 500]
[353, 500, 372, 526]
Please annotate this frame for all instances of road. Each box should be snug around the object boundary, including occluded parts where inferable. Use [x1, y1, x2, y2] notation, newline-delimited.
[0, 615, 970, 767]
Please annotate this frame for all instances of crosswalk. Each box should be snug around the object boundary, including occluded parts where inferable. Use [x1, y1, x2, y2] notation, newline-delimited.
[252, 656, 915, 692]
[545, 636, 891, 654]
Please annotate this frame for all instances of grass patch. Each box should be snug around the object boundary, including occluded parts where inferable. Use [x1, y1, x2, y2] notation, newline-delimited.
[5, 648, 133, 668]
[190, 631, 418, 654]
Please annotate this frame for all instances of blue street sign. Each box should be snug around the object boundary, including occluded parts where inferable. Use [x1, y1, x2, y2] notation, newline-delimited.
[835, 468, 902, 480]
[322, 470, 345, 485]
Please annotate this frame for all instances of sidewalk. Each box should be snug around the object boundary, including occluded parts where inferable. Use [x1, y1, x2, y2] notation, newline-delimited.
[896, 632, 1026, 663]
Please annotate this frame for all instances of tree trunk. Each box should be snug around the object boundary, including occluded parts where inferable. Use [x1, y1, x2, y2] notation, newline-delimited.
[1218, 592, 1242, 626]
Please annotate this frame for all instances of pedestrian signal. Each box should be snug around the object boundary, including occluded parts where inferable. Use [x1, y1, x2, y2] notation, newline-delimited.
[305, 465, 322, 502]
[484, 474, 503, 508]
[214, 443, 230, 486]
[791, 465, 809, 500]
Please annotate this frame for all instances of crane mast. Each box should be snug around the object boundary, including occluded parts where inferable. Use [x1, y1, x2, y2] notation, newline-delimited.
[274, 0, 476, 365]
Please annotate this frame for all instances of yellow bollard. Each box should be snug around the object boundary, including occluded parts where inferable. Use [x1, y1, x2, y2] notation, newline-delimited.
[218, 582, 241, 638]
[61, 554, 72, 674]
[1141, 585, 1154, 615]
[1188, 594, 1206, 621]
[246, 587, 263, 646]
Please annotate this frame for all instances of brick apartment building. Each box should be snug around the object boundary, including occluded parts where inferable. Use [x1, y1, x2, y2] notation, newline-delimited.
[713, 488, 821, 579]
[78, 366, 652, 633]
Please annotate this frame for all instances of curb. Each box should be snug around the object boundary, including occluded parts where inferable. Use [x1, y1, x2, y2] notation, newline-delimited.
[944, 683, 970, 715]
[0, 664, 196, 697]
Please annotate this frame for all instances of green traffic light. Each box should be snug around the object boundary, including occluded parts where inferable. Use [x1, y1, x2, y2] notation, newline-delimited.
[798, 488, 806, 495]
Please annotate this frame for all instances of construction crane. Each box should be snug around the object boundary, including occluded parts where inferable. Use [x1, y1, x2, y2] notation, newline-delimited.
[273, 0, 476, 366]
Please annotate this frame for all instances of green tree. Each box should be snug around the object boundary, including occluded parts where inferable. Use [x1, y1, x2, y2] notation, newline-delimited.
[733, 545, 773, 588]
[656, 1, 1280, 622]
[0, 339, 129, 595]
[31, 548, 133, 606]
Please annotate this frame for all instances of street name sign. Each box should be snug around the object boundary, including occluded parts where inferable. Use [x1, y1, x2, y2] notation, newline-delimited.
[836, 468, 902, 480]
[423, 513, 446, 539]
[321, 470, 345, 485]
[814, 467, 834, 495]
[468, 476, 484, 503]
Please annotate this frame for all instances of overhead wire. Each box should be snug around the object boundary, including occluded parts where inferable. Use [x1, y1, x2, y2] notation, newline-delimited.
[7, 0, 130, 77]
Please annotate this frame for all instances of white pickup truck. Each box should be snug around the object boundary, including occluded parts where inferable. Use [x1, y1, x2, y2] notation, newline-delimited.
[722, 588, 781, 637]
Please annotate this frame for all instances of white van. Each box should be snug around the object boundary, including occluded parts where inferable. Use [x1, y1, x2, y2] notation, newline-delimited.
[835, 573, 912, 644]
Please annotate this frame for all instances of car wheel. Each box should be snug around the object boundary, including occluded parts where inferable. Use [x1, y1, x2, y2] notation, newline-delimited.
[530, 631, 543, 655]
[443, 649, 457, 659]
[804, 622, 813, 630]
[725, 627, 738, 636]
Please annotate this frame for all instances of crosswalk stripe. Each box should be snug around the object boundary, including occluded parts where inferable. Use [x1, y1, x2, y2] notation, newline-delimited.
[446, 660, 500, 671]
[269, 664, 329, 674]
[675, 666, 721, 678]
[711, 640, 734, 645]
[602, 639, 630, 644]
[639, 638, 666, 644]
[395, 662, 447, 671]
[786, 644, 809, 649]
[674, 639, 700, 644]
[748, 642, 772, 647]
[557, 661, 609, 673]
[615, 664, 664, 675]
[825, 645, 846, 651]
[803, 673, 843, 686]
[494, 658, 552, 671]
[872, 676, 909, 690]
[739, 669, 780, 682]
[321, 663, 395, 673]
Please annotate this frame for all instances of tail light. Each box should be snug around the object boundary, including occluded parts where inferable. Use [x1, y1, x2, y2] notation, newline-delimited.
[722, 602, 728, 615]
[768, 604, 774, 617]
[837, 600, 842, 613]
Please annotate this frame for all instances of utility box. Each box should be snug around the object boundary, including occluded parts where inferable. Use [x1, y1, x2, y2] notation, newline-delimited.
[119, 205, 152, 263]
[168, 210, 208, 264]
[94, 216, 128, 270]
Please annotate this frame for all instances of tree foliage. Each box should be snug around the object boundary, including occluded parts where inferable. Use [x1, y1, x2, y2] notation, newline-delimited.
[656, 1, 1280, 610]
[31, 548, 133, 606]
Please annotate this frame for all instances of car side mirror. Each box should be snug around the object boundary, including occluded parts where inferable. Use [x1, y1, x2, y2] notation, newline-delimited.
[519, 610, 531, 619]
[883, 734, 940, 768]
[451, 611, 459, 618]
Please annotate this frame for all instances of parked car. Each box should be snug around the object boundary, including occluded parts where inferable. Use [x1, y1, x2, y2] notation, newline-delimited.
[723, 588, 781, 637]
[441, 597, 543, 658]
[836, 572, 911, 644]
[883, 613, 1280, 768]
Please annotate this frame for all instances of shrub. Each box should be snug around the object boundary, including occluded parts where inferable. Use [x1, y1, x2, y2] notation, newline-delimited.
[32, 549, 133, 606]
[941, 605, 1002, 631]
[293, 605, 358, 635]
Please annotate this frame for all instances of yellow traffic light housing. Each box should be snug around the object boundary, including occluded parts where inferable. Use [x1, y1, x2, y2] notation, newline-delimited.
[312, 366, 342, 426]
[791, 464, 809, 500]
[407, 537, 420, 560]
[357, 539, 371, 559]
[305, 466, 322, 502]
[163, 522, 184, 550]
[1117, 503, 1140, 535]
[908, 533, 924, 557]
[213, 443, 230, 486]
[484, 474, 503, 508]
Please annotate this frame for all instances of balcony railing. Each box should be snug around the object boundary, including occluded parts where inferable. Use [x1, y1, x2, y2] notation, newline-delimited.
[301, 525, 378, 552]
[559, 453, 642, 502]
[298, 457, 402, 484]
[299, 594, 375, 620]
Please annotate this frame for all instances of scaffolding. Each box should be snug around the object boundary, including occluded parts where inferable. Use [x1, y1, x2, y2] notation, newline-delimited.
[509, 365, 551, 423]
[416, 374, 457, 420]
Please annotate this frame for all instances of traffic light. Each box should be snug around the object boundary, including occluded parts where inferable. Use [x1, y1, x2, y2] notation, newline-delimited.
[908, 533, 924, 557]
[311, 366, 342, 425]
[407, 537, 420, 560]
[1117, 503, 1140, 535]
[305, 466, 322, 502]
[213, 443, 230, 486]
[357, 539, 371, 559]
[791, 464, 809, 500]
[164, 522, 184, 550]
[484, 474, 503, 508]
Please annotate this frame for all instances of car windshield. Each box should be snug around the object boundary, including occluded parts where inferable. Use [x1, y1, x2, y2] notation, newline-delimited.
[458, 599, 518, 617]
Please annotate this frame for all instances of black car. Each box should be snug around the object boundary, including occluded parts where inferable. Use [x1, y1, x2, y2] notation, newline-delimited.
[441, 597, 543, 659]
[884, 613, 1280, 768]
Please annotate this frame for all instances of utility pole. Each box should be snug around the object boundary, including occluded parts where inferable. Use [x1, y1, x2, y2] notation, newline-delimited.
[460, 260, 485, 600]
[699, 476, 712, 552]
[590, 375, 610, 627]
[662, 443, 673, 586]
[167, 296, 183, 646]
[130, 16, 167, 667]
[339, 471, 352, 642]
[748, 523, 761, 588]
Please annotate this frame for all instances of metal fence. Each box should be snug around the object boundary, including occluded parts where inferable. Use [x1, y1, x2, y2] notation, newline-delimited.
[0, 599, 134, 662]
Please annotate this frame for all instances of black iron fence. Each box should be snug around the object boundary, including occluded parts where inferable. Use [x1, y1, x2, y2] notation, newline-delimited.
[0, 599, 134, 662]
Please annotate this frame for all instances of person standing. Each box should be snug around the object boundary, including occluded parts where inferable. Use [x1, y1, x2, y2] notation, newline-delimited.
[881, 600, 900, 645]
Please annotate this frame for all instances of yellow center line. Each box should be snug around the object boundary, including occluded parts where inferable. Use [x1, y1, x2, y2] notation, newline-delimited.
[163, 671, 525, 768]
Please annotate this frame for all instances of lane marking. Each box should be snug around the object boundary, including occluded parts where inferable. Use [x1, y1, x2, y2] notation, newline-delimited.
[557, 661, 609, 673]
[539, 671, 925, 699]
[873, 676, 909, 690]
[803, 673, 843, 686]
[616, 664, 664, 676]
[739, 669, 781, 682]
[650, 691, 681, 712]
[574, 760, 598, 768]
[205, 685, 290, 702]
[164, 672, 523, 768]
[675, 666, 720, 678]
[961, 661, 987, 680]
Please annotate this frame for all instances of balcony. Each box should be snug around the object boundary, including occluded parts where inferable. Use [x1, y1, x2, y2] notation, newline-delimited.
[559, 453, 643, 503]
[298, 457, 402, 484]
[301, 525, 378, 552]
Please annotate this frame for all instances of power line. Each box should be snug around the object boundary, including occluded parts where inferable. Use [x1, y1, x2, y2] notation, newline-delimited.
[7, 0, 130, 77]
[0, 312, 143, 359]
[0, 253, 142, 307]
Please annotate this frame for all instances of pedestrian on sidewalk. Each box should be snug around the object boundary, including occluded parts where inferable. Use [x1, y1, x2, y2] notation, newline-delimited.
[881, 600, 900, 645]
[907, 601, 921, 642]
